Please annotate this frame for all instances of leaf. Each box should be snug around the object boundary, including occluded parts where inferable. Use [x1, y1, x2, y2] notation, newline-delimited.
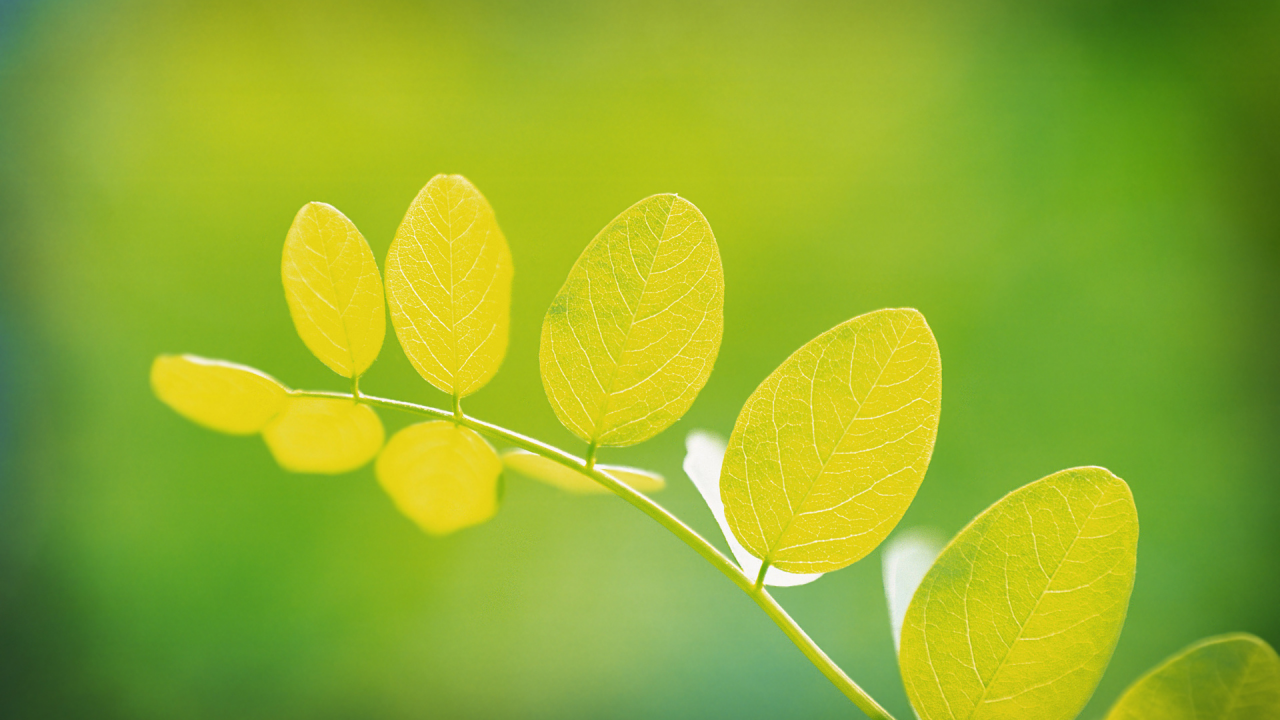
[151, 354, 288, 434]
[1104, 633, 1280, 720]
[502, 449, 664, 494]
[385, 175, 513, 398]
[539, 194, 723, 448]
[682, 431, 822, 587]
[899, 466, 1139, 720]
[262, 397, 384, 474]
[881, 528, 943, 653]
[720, 308, 941, 573]
[377, 421, 503, 535]
[282, 202, 386, 378]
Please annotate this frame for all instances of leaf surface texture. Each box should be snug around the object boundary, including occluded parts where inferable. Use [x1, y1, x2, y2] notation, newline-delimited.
[899, 466, 1138, 720]
[540, 194, 723, 447]
[377, 421, 502, 534]
[151, 354, 287, 434]
[682, 431, 822, 587]
[385, 175, 512, 397]
[721, 308, 941, 573]
[1104, 633, 1280, 720]
[282, 202, 385, 378]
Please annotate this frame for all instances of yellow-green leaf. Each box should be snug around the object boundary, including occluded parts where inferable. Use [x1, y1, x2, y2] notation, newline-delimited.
[899, 467, 1139, 720]
[151, 354, 288, 434]
[501, 449, 664, 494]
[539, 194, 723, 447]
[282, 202, 385, 378]
[1104, 633, 1280, 720]
[385, 175, 513, 398]
[376, 421, 502, 535]
[720, 308, 941, 573]
[262, 397, 384, 474]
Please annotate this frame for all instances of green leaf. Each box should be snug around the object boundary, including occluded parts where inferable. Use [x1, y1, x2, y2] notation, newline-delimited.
[282, 202, 386, 378]
[262, 397, 384, 474]
[683, 431, 822, 587]
[539, 194, 723, 447]
[377, 421, 502, 535]
[899, 466, 1139, 720]
[1104, 633, 1280, 720]
[501, 449, 664, 494]
[151, 354, 288, 434]
[720, 308, 941, 573]
[385, 175, 513, 398]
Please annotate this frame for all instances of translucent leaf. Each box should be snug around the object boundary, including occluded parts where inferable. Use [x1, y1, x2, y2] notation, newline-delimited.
[262, 397, 384, 474]
[282, 202, 386, 378]
[377, 421, 502, 535]
[881, 528, 942, 653]
[151, 354, 288, 434]
[502, 449, 664, 494]
[1104, 633, 1280, 720]
[385, 175, 513, 398]
[899, 467, 1139, 720]
[682, 431, 822, 587]
[720, 308, 941, 573]
[539, 194, 723, 447]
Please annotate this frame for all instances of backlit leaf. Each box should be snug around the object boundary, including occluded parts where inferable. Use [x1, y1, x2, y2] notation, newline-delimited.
[539, 194, 723, 447]
[385, 175, 513, 398]
[282, 202, 386, 378]
[881, 528, 943, 653]
[502, 449, 664, 494]
[1104, 633, 1280, 720]
[720, 308, 941, 573]
[682, 431, 822, 587]
[377, 421, 502, 535]
[151, 354, 288, 434]
[899, 466, 1138, 720]
[262, 397, 384, 474]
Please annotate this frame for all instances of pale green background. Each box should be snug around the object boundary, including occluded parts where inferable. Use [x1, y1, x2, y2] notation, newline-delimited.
[1, 1, 1277, 718]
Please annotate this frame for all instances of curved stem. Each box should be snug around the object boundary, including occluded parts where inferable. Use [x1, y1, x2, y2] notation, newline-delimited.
[292, 389, 897, 720]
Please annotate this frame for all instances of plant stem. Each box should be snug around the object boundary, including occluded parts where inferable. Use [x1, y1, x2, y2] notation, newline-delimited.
[291, 388, 897, 720]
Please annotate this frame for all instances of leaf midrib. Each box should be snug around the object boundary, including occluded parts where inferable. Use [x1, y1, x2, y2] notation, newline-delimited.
[764, 313, 915, 562]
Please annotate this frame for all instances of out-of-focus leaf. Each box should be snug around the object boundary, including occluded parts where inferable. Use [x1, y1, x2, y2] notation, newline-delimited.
[682, 430, 822, 587]
[899, 467, 1138, 720]
[377, 421, 502, 535]
[881, 528, 943, 653]
[282, 202, 385, 378]
[1104, 633, 1280, 720]
[262, 397, 384, 474]
[721, 308, 941, 574]
[501, 449, 663, 494]
[539, 194, 723, 447]
[151, 354, 288, 434]
[385, 175, 513, 398]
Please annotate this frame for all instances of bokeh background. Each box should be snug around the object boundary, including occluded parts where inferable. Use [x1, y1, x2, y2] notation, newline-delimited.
[2, 1, 1277, 718]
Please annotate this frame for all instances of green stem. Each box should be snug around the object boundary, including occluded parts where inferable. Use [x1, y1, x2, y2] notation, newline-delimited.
[291, 388, 897, 720]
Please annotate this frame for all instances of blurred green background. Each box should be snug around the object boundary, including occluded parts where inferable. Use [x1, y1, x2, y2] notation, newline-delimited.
[1, 1, 1277, 718]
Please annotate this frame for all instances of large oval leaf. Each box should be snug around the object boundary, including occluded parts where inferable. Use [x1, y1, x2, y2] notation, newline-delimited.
[282, 202, 386, 378]
[539, 194, 723, 447]
[151, 354, 288, 434]
[899, 466, 1139, 720]
[385, 175, 513, 398]
[501, 449, 664, 494]
[683, 431, 822, 588]
[377, 421, 502, 535]
[1104, 633, 1280, 720]
[720, 308, 941, 573]
[262, 397, 384, 474]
